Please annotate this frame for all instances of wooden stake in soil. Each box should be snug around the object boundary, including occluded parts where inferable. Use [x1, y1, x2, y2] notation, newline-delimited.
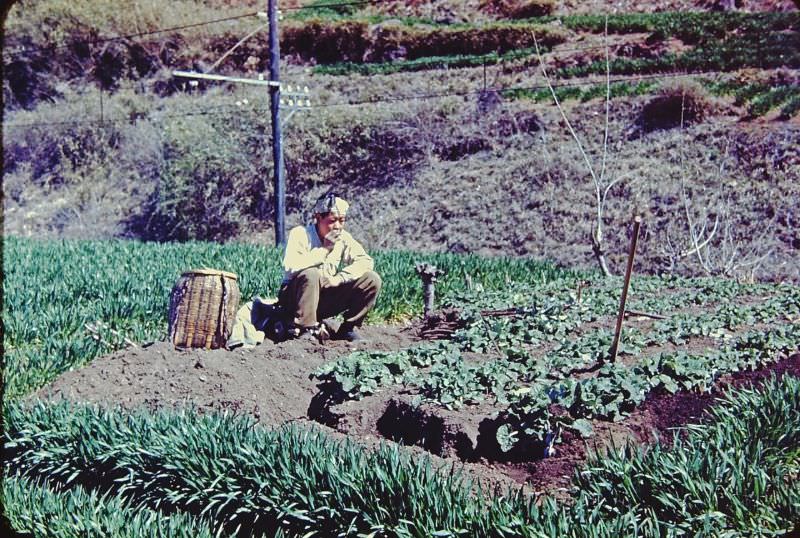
[608, 215, 642, 363]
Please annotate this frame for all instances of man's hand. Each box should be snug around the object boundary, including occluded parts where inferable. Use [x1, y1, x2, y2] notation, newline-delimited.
[310, 246, 331, 261]
[321, 273, 344, 288]
[323, 229, 343, 249]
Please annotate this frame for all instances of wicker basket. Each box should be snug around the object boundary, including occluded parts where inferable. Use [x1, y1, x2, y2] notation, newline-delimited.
[168, 268, 241, 349]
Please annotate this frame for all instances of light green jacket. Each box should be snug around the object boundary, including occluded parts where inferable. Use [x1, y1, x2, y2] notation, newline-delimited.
[281, 223, 374, 285]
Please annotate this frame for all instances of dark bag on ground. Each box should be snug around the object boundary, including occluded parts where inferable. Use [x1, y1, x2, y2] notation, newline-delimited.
[251, 297, 294, 343]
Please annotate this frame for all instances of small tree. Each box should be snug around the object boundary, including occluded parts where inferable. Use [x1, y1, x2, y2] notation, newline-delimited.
[532, 19, 634, 277]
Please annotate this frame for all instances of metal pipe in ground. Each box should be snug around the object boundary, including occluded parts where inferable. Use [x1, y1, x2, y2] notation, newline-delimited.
[415, 263, 446, 319]
[608, 215, 642, 363]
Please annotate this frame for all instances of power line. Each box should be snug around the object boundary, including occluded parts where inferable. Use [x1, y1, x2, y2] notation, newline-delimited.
[3, 69, 734, 129]
[282, 1, 375, 11]
[3, 12, 263, 58]
[314, 70, 731, 108]
[2, 1, 385, 58]
[2, 101, 261, 129]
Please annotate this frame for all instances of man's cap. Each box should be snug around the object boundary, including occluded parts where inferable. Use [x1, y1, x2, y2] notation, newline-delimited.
[313, 193, 349, 216]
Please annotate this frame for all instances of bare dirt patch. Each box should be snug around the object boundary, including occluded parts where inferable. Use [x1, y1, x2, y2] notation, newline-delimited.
[33, 321, 800, 494]
[34, 324, 419, 425]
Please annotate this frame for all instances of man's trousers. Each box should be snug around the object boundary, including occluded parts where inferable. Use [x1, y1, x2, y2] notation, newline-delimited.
[278, 268, 382, 329]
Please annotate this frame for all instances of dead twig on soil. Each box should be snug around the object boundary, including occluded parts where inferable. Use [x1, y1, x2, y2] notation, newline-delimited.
[420, 301, 580, 344]
[624, 309, 667, 320]
[479, 307, 527, 317]
[419, 327, 460, 338]
[85, 321, 138, 349]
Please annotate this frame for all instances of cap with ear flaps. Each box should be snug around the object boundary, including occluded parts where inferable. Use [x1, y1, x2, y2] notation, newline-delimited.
[313, 193, 349, 216]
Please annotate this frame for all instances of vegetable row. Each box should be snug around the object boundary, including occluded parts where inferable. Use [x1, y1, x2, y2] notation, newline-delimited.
[6, 376, 799, 536]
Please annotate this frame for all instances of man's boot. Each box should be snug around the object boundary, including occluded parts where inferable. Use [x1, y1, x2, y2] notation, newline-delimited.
[333, 321, 363, 342]
[295, 323, 330, 343]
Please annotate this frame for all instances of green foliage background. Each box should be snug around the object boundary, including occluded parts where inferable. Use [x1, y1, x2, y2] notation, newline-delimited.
[2, 236, 574, 398]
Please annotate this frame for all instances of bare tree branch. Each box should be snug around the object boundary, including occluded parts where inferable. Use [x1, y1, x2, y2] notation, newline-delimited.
[671, 92, 776, 280]
[532, 31, 616, 277]
[531, 35, 597, 185]
[599, 14, 611, 186]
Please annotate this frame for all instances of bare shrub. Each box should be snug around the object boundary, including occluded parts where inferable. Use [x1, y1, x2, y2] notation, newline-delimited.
[283, 104, 425, 196]
[660, 176, 781, 281]
[479, 0, 556, 19]
[281, 19, 567, 64]
[2, 89, 124, 186]
[2, 50, 63, 109]
[637, 81, 714, 132]
[435, 137, 493, 161]
[128, 110, 266, 242]
[633, 124, 797, 282]
[2, 88, 162, 238]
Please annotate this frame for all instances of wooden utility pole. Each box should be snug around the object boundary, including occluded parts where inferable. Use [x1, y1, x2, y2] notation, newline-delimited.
[268, 0, 286, 246]
[173, 6, 311, 247]
[608, 214, 642, 363]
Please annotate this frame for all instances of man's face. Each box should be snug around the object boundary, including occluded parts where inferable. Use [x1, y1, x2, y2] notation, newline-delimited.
[316, 212, 346, 241]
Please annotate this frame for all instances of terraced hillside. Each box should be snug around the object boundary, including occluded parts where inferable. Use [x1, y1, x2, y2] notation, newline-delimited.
[3, 3, 800, 536]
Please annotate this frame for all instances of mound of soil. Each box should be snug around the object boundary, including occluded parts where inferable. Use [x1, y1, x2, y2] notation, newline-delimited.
[33, 324, 800, 494]
[35, 324, 419, 425]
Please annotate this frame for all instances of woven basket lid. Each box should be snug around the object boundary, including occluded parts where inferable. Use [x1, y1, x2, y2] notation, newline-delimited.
[181, 268, 238, 280]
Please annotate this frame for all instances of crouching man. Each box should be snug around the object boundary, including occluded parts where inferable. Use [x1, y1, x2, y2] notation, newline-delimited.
[279, 193, 382, 342]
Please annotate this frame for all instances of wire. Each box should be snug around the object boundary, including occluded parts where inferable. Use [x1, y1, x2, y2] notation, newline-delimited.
[2, 1, 388, 58]
[3, 69, 733, 129]
[314, 70, 730, 107]
[3, 11, 261, 57]
[3, 101, 257, 129]
[282, 0, 375, 11]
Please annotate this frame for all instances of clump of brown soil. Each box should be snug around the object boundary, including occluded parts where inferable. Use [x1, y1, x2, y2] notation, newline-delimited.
[638, 81, 716, 132]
